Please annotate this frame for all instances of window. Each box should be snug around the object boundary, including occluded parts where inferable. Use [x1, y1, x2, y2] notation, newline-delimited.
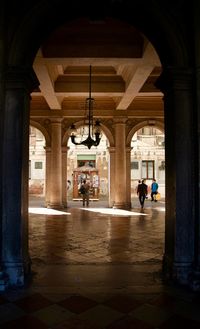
[35, 161, 43, 169]
[77, 155, 96, 168]
[29, 160, 31, 179]
[159, 160, 165, 170]
[77, 160, 95, 168]
[131, 161, 139, 170]
[142, 160, 154, 179]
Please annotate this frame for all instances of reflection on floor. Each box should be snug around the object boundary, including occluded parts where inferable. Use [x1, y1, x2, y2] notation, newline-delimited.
[1, 198, 200, 328]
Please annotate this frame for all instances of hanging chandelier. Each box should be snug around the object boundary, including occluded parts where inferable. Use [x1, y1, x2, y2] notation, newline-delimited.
[70, 65, 101, 149]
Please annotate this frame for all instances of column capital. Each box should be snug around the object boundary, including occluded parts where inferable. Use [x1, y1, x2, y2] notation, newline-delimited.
[126, 147, 133, 153]
[113, 117, 127, 124]
[107, 146, 116, 154]
[44, 146, 51, 153]
[155, 66, 194, 93]
[5, 66, 39, 92]
[50, 118, 62, 124]
[61, 146, 70, 153]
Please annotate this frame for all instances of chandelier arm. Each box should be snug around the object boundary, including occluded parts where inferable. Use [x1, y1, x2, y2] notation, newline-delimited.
[71, 133, 100, 149]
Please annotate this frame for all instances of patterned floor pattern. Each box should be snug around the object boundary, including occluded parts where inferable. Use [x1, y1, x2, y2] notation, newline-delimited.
[1, 290, 200, 328]
[1, 198, 200, 328]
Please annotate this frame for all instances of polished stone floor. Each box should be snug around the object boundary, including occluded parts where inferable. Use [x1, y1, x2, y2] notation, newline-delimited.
[1, 197, 200, 328]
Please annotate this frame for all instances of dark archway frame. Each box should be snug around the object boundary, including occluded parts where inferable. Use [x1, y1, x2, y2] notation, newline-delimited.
[1, 0, 197, 289]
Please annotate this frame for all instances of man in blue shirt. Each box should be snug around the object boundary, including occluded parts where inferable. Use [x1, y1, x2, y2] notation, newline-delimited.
[151, 179, 159, 202]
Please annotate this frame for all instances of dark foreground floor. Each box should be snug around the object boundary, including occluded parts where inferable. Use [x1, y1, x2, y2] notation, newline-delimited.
[0, 198, 200, 328]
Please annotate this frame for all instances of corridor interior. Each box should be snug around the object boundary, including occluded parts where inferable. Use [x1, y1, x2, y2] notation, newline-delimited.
[1, 198, 200, 328]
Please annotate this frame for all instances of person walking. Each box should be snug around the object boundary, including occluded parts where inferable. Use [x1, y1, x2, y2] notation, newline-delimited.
[137, 179, 148, 209]
[135, 179, 141, 194]
[80, 179, 90, 207]
[151, 178, 159, 202]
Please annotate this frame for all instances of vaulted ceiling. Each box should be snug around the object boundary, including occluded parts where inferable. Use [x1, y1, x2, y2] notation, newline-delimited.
[30, 17, 163, 121]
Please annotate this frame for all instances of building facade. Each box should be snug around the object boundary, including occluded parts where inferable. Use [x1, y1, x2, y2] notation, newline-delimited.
[29, 126, 165, 201]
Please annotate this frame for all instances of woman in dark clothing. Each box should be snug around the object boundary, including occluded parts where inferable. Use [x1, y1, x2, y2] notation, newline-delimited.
[137, 179, 148, 209]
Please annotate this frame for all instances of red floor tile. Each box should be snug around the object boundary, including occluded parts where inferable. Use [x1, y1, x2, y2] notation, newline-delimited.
[0, 315, 48, 329]
[58, 295, 97, 314]
[14, 293, 52, 313]
[104, 294, 142, 313]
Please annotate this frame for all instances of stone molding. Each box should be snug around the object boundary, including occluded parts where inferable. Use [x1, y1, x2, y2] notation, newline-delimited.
[155, 67, 194, 94]
[5, 66, 39, 92]
[155, 66, 194, 93]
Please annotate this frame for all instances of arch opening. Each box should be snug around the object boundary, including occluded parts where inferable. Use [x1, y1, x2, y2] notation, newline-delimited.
[2, 1, 196, 292]
[130, 125, 165, 203]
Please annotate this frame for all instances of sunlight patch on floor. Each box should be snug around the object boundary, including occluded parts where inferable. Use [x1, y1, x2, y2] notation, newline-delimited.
[29, 207, 71, 215]
[155, 207, 165, 212]
[81, 207, 147, 216]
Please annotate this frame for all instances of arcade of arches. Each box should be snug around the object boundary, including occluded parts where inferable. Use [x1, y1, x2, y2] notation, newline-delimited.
[1, 1, 200, 293]
[29, 125, 165, 204]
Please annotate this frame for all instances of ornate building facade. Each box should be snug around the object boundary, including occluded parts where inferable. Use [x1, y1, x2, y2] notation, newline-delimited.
[29, 126, 165, 201]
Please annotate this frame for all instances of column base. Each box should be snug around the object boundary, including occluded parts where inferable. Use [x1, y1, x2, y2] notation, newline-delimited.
[47, 203, 64, 209]
[2, 259, 31, 287]
[162, 255, 193, 287]
[0, 270, 9, 291]
[62, 202, 68, 208]
[172, 261, 193, 285]
[189, 268, 200, 291]
[113, 202, 131, 210]
[162, 254, 172, 282]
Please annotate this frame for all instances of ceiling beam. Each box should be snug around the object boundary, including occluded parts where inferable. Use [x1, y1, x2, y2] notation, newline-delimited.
[116, 43, 160, 110]
[34, 60, 61, 110]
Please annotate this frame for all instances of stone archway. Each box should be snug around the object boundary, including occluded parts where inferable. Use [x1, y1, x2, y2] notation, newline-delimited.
[126, 120, 164, 146]
[1, 1, 197, 289]
[128, 122, 165, 200]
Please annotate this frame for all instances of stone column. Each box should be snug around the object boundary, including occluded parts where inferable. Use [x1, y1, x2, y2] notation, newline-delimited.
[192, 3, 200, 290]
[126, 147, 132, 209]
[62, 146, 69, 208]
[44, 146, 51, 207]
[0, 3, 6, 289]
[156, 67, 195, 285]
[113, 118, 129, 209]
[107, 147, 115, 207]
[2, 67, 39, 286]
[48, 119, 63, 209]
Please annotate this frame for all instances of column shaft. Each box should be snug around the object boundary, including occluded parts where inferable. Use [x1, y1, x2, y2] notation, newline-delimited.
[157, 67, 195, 284]
[44, 147, 51, 207]
[1, 67, 39, 286]
[62, 146, 68, 208]
[113, 119, 129, 209]
[108, 147, 115, 207]
[126, 147, 132, 209]
[191, 4, 200, 289]
[48, 119, 63, 208]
